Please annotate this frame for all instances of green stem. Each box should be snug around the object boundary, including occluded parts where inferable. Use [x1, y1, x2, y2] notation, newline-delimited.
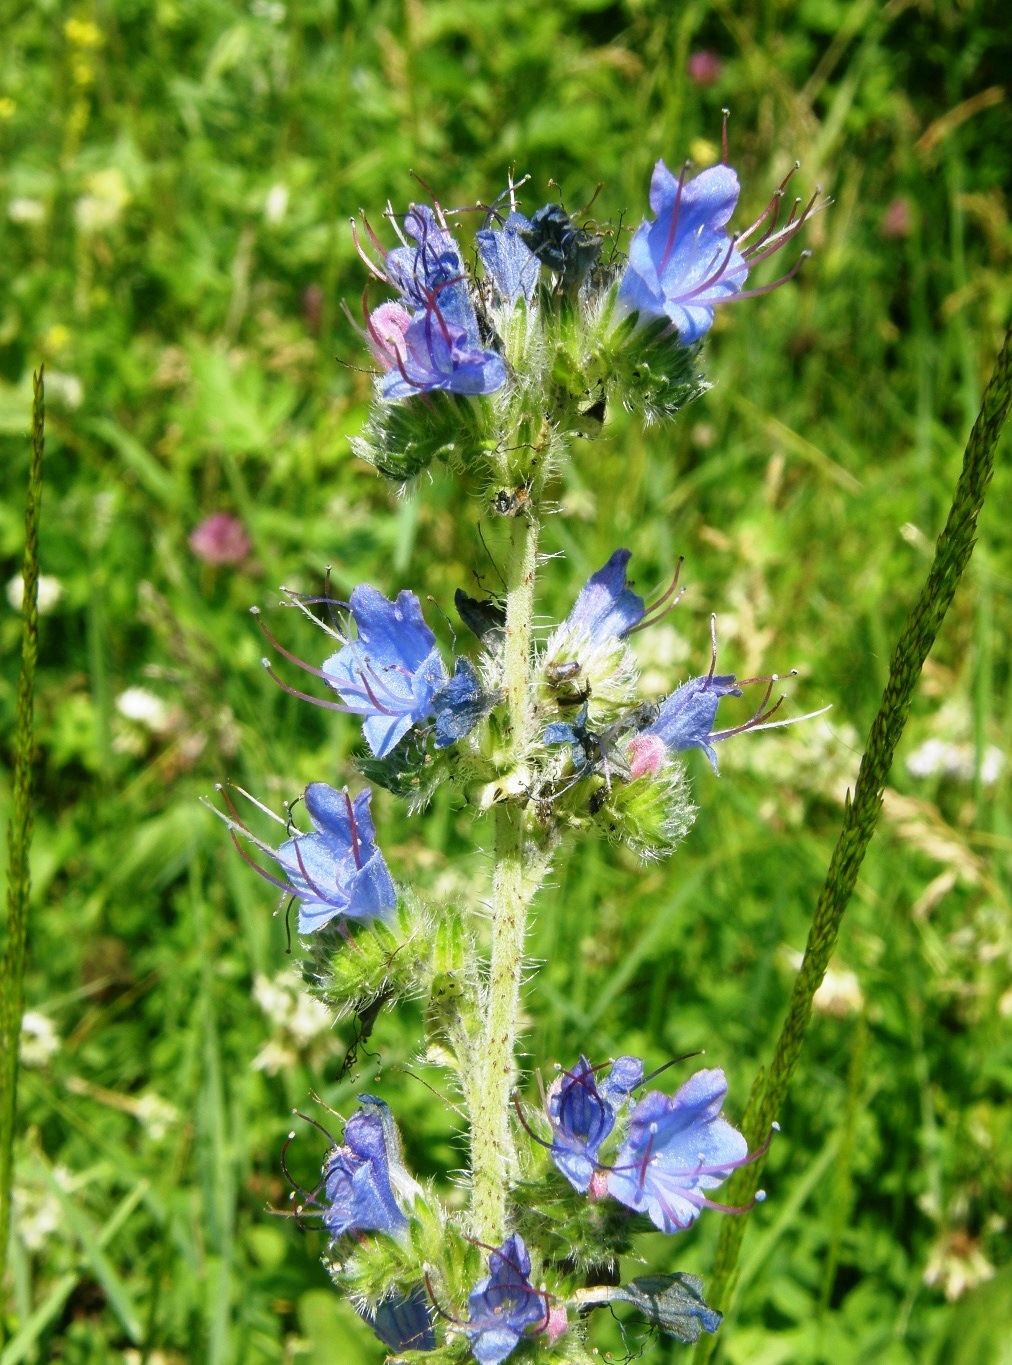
[695, 324, 1012, 1362]
[1, 368, 45, 1301]
[470, 505, 545, 1245]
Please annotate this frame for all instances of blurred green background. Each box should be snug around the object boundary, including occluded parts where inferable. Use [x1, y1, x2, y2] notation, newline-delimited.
[1, 0, 1010, 1360]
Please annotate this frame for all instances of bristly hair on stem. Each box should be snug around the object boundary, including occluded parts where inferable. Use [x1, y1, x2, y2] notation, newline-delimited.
[0, 366, 45, 1290]
[693, 324, 1012, 1364]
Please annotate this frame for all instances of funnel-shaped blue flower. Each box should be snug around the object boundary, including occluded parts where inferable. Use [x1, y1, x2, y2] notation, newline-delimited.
[378, 305, 507, 401]
[606, 1068, 751, 1234]
[637, 670, 743, 772]
[322, 1095, 419, 1242]
[385, 203, 478, 343]
[546, 1055, 643, 1192]
[466, 1234, 547, 1365]
[618, 163, 748, 344]
[274, 783, 396, 934]
[564, 549, 646, 643]
[323, 585, 448, 757]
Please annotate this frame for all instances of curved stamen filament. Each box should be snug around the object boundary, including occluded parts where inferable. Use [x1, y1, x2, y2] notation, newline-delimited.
[253, 609, 336, 682]
[658, 162, 689, 277]
[261, 659, 364, 713]
[512, 1095, 553, 1150]
[344, 791, 362, 870]
[675, 233, 743, 303]
[706, 615, 719, 682]
[736, 163, 800, 249]
[627, 558, 685, 635]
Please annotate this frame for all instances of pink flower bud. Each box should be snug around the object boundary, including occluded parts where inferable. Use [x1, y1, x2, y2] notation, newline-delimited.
[189, 513, 251, 566]
[545, 1303, 569, 1344]
[688, 51, 724, 86]
[627, 732, 666, 780]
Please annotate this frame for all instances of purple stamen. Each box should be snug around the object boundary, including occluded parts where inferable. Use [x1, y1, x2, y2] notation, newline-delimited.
[253, 609, 338, 682]
[344, 790, 362, 870]
[658, 162, 690, 276]
[261, 659, 362, 713]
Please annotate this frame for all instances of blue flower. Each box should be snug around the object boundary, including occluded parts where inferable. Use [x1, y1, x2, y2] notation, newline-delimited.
[617, 159, 818, 345]
[465, 1233, 547, 1365]
[321, 1095, 419, 1242]
[358, 1286, 436, 1354]
[563, 549, 646, 643]
[268, 783, 397, 935]
[546, 1055, 643, 1193]
[377, 303, 507, 401]
[384, 203, 479, 343]
[356, 202, 507, 398]
[544, 549, 647, 719]
[618, 163, 747, 344]
[606, 1068, 753, 1234]
[477, 208, 540, 305]
[323, 585, 448, 758]
[636, 670, 743, 773]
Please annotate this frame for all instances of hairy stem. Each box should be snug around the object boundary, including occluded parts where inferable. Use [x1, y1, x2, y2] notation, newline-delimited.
[470, 504, 544, 1244]
[0, 368, 45, 1300]
[695, 324, 1012, 1361]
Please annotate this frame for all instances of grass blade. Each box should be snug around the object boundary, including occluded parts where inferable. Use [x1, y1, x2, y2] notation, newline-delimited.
[695, 324, 1012, 1360]
[0, 368, 45, 1299]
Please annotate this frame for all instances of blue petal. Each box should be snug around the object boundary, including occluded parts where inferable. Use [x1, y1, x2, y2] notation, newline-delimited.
[350, 585, 437, 675]
[467, 1323, 524, 1365]
[550, 1145, 597, 1194]
[477, 210, 540, 304]
[347, 851, 397, 923]
[544, 721, 581, 746]
[361, 709, 417, 760]
[566, 549, 645, 641]
[648, 674, 742, 769]
[600, 1054, 645, 1102]
[365, 1287, 436, 1354]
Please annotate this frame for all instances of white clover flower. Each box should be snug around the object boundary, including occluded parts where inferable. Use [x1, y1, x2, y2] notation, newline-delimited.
[264, 183, 289, 224]
[906, 737, 1004, 787]
[134, 1093, 179, 1140]
[924, 1231, 995, 1302]
[12, 1182, 62, 1252]
[116, 686, 172, 733]
[8, 197, 46, 225]
[74, 167, 130, 232]
[6, 573, 64, 614]
[20, 1012, 60, 1067]
[42, 370, 84, 409]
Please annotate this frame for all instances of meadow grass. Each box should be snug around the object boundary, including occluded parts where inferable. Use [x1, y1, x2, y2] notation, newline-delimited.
[1, 2, 1010, 1361]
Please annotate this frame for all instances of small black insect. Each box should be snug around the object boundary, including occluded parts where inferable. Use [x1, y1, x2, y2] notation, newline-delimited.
[520, 203, 604, 298]
[490, 482, 534, 518]
[545, 700, 661, 793]
[545, 659, 582, 685]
